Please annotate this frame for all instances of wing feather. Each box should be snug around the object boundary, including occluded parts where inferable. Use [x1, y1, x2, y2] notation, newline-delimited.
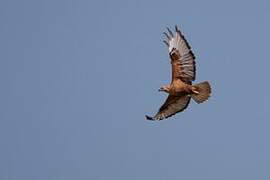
[146, 95, 191, 121]
[164, 26, 196, 83]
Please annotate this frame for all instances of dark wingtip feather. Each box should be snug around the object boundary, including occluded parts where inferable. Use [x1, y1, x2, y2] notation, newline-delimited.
[175, 25, 182, 36]
[174, 25, 192, 49]
[166, 27, 174, 37]
[163, 32, 170, 40]
[175, 25, 179, 31]
[163, 40, 169, 47]
[145, 115, 155, 121]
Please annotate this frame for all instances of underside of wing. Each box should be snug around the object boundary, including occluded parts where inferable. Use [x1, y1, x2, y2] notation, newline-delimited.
[163, 26, 196, 83]
[146, 95, 191, 121]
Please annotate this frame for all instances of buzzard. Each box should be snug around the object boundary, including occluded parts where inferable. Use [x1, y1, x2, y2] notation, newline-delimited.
[146, 26, 211, 121]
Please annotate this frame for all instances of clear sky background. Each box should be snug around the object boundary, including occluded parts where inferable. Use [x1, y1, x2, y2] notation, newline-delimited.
[1, 0, 270, 179]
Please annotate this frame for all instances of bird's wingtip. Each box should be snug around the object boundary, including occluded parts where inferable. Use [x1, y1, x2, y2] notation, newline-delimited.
[145, 115, 155, 121]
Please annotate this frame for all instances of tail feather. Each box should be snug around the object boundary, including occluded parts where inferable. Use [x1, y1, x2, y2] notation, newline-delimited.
[191, 81, 211, 104]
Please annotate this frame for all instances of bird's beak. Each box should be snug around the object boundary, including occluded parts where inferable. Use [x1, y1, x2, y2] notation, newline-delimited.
[158, 88, 163, 92]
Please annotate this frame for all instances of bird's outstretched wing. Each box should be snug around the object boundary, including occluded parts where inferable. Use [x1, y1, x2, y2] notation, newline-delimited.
[146, 95, 191, 121]
[163, 26, 196, 84]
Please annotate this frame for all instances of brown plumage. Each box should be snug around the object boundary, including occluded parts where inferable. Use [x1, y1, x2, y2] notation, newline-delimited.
[146, 26, 211, 121]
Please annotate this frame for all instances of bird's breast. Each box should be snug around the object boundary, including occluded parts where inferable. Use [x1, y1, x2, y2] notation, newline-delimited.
[170, 81, 192, 95]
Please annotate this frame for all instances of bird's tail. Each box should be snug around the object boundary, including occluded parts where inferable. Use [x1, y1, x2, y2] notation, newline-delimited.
[191, 81, 211, 104]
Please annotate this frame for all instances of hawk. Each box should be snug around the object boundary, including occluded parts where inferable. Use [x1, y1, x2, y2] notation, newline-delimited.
[146, 26, 211, 121]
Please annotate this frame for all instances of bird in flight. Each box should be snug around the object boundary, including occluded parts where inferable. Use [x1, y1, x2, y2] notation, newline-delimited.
[146, 26, 211, 121]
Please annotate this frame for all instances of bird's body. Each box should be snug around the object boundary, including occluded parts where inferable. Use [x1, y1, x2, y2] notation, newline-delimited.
[172, 80, 192, 94]
[163, 80, 191, 95]
[146, 26, 211, 121]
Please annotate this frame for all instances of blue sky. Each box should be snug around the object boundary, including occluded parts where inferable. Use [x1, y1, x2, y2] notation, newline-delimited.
[1, 0, 270, 179]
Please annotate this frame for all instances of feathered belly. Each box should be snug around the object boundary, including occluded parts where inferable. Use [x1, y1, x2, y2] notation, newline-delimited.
[170, 82, 192, 95]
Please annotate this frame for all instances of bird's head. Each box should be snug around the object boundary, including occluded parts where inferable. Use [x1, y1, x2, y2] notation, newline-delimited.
[158, 85, 170, 93]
